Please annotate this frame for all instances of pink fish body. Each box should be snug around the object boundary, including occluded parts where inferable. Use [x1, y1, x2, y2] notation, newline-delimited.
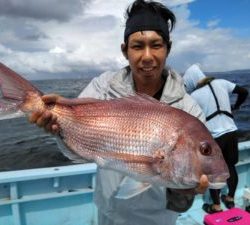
[0, 62, 229, 189]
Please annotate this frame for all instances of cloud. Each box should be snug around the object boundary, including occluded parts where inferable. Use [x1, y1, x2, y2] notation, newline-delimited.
[0, 0, 88, 21]
[162, 0, 195, 7]
[0, 0, 128, 79]
[167, 3, 250, 72]
[207, 19, 220, 28]
[0, 0, 249, 79]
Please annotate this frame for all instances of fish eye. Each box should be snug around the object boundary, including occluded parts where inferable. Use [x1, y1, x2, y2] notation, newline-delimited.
[199, 142, 212, 156]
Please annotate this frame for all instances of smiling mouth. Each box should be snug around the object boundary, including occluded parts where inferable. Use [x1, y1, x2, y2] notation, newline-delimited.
[141, 67, 155, 72]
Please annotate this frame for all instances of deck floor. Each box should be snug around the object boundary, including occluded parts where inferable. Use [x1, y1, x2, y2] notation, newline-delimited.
[176, 194, 246, 225]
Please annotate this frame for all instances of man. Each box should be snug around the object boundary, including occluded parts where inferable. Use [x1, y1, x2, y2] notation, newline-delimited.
[183, 64, 248, 213]
[30, 1, 208, 224]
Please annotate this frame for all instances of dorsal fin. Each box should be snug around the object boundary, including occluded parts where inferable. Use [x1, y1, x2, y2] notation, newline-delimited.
[56, 93, 168, 108]
[56, 97, 104, 106]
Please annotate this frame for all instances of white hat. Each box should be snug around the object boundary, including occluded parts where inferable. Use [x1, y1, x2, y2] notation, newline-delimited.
[183, 64, 206, 93]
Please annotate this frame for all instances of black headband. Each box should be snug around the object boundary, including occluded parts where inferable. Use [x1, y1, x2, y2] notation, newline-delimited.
[124, 8, 170, 42]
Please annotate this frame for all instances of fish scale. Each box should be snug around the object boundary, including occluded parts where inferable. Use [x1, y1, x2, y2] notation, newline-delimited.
[56, 104, 162, 147]
[59, 114, 157, 156]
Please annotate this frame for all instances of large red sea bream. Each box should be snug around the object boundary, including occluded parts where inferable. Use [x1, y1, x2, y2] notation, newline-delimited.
[0, 62, 229, 193]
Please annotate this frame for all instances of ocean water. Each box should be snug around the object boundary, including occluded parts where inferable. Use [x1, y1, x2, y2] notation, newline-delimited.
[0, 78, 92, 171]
[0, 73, 249, 172]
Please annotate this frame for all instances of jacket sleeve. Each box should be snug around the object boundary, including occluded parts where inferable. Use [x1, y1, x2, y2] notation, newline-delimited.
[78, 71, 116, 99]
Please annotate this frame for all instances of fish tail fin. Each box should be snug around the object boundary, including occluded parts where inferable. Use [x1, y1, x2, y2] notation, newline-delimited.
[0, 99, 23, 116]
[0, 62, 43, 115]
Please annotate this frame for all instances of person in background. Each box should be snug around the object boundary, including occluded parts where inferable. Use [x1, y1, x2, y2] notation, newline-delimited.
[183, 64, 248, 214]
[29, 1, 209, 224]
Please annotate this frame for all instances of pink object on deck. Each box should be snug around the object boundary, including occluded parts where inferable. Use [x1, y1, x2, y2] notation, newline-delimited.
[204, 207, 250, 225]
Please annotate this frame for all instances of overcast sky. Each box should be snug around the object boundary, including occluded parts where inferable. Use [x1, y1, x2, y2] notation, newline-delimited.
[0, 0, 250, 79]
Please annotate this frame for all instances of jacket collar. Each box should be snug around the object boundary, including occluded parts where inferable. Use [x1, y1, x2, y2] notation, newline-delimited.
[109, 67, 186, 105]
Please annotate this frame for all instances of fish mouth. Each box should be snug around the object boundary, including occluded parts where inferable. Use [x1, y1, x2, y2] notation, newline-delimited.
[207, 172, 229, 189]
[208, 181, 227, 189]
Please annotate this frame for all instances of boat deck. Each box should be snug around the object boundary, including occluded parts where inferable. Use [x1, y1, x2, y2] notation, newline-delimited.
[1, 141, 250, 225]
[178, 189, 247, 225]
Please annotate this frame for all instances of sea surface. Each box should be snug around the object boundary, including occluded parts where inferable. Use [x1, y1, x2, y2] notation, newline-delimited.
[0, 78, 92, 171]
[0, 73, 249, 172]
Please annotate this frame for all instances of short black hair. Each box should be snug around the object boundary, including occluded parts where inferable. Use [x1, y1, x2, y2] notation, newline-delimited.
[124, 0, 176, 44]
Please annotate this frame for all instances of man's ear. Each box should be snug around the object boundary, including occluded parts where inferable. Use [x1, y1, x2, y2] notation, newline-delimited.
[121, 43, 128, 59]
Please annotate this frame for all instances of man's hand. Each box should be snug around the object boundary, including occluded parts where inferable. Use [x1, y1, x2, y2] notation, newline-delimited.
[29, 94, 61, 134]
[194, 174, 209, 194]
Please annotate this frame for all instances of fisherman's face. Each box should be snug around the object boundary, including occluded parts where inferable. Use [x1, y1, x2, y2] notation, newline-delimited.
[123, 31, 168, 84]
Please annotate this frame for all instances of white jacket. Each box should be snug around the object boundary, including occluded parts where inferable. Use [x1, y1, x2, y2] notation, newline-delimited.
[76, 67, 205, 225]
[183, 64, 237, 138]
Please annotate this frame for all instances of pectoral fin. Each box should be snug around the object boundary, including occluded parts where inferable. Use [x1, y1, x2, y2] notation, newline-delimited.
[115, 176, 152, 199]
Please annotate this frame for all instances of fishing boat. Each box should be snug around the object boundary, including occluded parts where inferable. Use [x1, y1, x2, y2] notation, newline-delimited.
[0, 140, 250, 225]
